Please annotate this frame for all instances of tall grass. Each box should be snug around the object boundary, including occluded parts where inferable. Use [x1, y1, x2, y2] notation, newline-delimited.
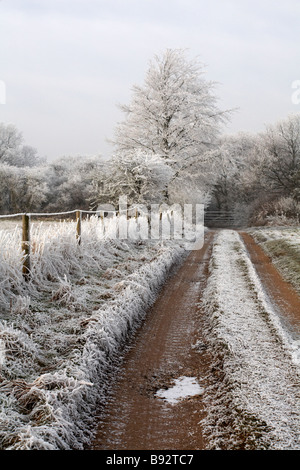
[0, 216, 185, 449]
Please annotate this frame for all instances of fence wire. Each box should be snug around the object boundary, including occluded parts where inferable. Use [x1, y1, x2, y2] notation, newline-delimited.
[0, 207, 147, 219]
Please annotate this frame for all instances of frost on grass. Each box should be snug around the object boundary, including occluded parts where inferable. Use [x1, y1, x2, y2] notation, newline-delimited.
[0, 216, 185, 449]
[249, 227, 300, 295]
[201, 230, 300, 450]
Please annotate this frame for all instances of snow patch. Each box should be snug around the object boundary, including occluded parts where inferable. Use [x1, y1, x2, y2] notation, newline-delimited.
[155, 376, 204, 405]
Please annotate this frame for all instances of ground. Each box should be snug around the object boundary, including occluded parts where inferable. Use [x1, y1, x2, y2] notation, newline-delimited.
[90, 228, 300, 451]
[0, 219, 299, 450]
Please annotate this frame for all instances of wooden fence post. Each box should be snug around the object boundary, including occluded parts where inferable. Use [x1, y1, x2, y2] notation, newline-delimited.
[22, 214, 31, 281]
[76, 211, 82, 245]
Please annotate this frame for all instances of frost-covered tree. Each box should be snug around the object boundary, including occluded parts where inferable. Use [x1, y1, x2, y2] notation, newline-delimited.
[0, 164, 49, 213]
[0, 122, 42, 167]
[210, 133, 261, 210]
[206, 119, 300, 225]
[0, 123, 23, 164]
[93, 150, 174, 206]
[44, 155, 108, 212]
[260, 114, 300, 199]
[112, 49, 229, 172]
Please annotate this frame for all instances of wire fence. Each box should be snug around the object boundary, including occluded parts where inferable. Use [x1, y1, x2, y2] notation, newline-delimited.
[0, 206, 165, 282]
[0, 206, 237, 281]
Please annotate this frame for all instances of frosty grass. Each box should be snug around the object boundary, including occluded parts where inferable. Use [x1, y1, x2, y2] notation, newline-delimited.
[1, 219, 299, 450]
[201, 229, 300, 450]
[0, 216, 185, 449]
[249, 226, 300, 296]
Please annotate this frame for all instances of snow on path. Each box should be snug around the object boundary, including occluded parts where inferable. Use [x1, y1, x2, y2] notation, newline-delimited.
[202, 230, 300, 450]
[155, 376, 204, 405]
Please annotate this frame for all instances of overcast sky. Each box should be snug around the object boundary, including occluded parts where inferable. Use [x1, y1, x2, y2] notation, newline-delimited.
[1, 0, 300, 161]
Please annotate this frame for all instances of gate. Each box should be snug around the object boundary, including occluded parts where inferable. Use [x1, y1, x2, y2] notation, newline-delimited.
[204, 210, 243, 228]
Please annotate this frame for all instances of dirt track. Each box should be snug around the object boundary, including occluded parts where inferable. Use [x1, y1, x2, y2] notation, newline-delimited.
[91, 231, 214, 450]
[90, 229, 300, 450]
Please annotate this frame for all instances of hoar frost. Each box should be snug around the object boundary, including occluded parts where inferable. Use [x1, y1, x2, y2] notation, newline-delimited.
[0, 216, 185, 450]
[201, 230, 300, 450]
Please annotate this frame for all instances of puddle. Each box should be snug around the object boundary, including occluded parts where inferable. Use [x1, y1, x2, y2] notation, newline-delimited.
[155, 376, 204, 405]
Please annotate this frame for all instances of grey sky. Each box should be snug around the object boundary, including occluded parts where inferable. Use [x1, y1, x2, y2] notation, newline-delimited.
[1, 0, 300, 161]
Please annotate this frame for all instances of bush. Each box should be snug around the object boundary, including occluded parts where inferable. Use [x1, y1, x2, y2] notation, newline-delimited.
[250, 197, 300, 226]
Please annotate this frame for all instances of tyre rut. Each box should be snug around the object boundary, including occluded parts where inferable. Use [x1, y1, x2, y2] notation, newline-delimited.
[90, 231, 215, 450]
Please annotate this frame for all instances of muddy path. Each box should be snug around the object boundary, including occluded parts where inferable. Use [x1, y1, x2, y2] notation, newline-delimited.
[90, 229, 300, 451]
[90, 231, 215, 450]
